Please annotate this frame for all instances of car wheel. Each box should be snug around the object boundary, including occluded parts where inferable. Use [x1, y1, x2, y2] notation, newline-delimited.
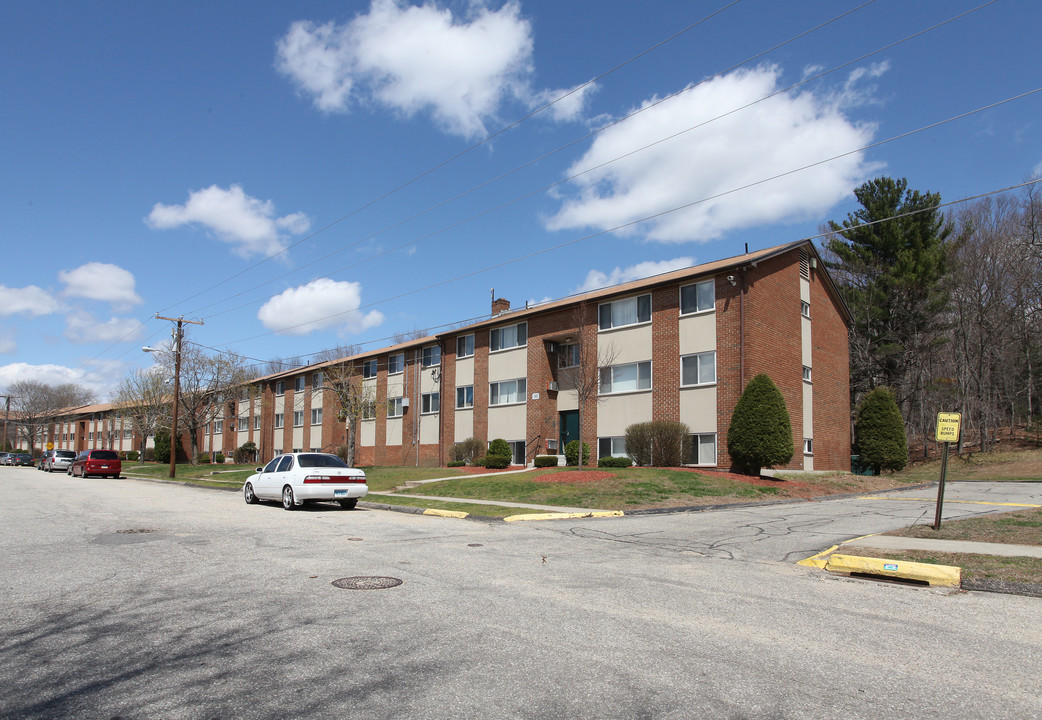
[244, 482, 259, 505]
[338, 498, 358, 510]
[282, 485, 296, 510]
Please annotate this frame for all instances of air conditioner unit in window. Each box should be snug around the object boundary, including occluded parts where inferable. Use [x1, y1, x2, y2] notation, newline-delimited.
[547, 381, 559, 392]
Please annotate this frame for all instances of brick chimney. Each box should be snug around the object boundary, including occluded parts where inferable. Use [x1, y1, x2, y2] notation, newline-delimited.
[491, 297, 510, 316]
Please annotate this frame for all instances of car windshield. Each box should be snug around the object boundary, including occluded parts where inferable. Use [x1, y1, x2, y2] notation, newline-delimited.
[56, 451, 76, 458]
[296, 453, 349, 469]
[91, 451, 119, 460]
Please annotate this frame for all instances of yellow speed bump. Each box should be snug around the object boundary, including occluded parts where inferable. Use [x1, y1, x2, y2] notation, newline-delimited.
[423, 508, 470, 519]
[504, 511, 624, 522]
[824, 554, 961, 587]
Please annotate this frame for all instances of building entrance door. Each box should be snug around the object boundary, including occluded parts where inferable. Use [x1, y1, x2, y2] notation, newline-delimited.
[559, 410, 579, 454]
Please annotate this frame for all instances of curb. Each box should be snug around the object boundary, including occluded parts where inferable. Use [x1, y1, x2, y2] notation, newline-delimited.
[823, 553, 961, 587]
[503, 510, 625, 523]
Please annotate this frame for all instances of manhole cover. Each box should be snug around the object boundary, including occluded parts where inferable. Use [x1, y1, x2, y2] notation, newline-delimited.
[116, 529, 156, 534]
[332, 576, 403, 590]
[468, 543, 484, 547]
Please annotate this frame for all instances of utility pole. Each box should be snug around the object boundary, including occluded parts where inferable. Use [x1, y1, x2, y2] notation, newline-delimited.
[146, 315, 203, 479]
[1, 395, 14, 452]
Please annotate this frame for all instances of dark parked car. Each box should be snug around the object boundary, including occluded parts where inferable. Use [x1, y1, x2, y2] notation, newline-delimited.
[12, 453, 34, 466]
[68, 449, 122, 478]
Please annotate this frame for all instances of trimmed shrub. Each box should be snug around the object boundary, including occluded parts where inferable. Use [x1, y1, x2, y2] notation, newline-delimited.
[598, 455, 632, 468]
[144, 447, 155, 462]
[727, 373, 794, 475]
[855, 387, 907, 472]
[482, 454, 510, 469]
[214, 452, 225, 465]
[447, 460, 466, 468]
[197, 452, 210, 465]
[624, 420, 691, 467]
[124, 450, 139, 462]
[565, 440, 591, 466]
[487, 438, 511, 457]
[534, 455, 558, 468]
[451, 437, 483, 464]
[234, 441, 257, 465]
[335, 444, 351, 463]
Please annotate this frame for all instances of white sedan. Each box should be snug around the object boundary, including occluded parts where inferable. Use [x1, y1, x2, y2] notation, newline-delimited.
[243, 452, 368, 510]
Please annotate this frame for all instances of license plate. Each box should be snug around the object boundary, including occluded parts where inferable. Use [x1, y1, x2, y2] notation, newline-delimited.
[334, 490, 347, 497]
[100, 465, 109, 469]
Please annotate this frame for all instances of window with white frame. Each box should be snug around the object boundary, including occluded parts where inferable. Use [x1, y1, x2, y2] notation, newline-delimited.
[801, 301, 811, 318]
[311, 408, 322, 425]
[421, 345, 441, 367]
[688, 434, 717, 465]
[456, 334, 474, 358]
[489, 378, 526, 405]
[387, 353, 404, 375]
[490, 322, 527, 352]
[238, 417, 248, 431]
[213, 420, 222, 434]
[598, 436, 629, 460]
[362, 400, 377, 420]
[293, 411, 304, 427]
[559, 343, 580, 369]
[421, 392, 440, 414]
[124, 428, 132, 439]
[387, 397, 404, 418]
[680, 280, 715, 315]
[803, 366, 812, 382]
[254, 415, 260, 430]
[599, 361, 651, 394]
[362, 359, 377, 379]
[275, 381, 285, 396]
[681, 352, 716, 386]
[804, 438, 813, 455]
[274, 413, 284, 429]
[313, 372, 323, 389]
[456, 385, 474, 409]
[294, 376, 305, 392]
[599, 295, 651, 330]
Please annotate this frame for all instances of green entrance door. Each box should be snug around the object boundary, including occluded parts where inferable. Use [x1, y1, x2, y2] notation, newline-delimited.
[559, 410, 579, 454]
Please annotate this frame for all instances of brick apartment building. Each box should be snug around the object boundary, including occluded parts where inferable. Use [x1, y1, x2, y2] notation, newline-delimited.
[39, 240, 851, 472]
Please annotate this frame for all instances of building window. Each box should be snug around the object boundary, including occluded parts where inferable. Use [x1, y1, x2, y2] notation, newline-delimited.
[681, 352, 716, 386]
[598, 437, 629, 461]
[801, 301, 811, 318]
[688, 434, 717, 465]
[490, 379, 526, 405]
[421, 392, 440, 414]
[559, 344, 580, 369]
[213, 420, 222, 434]
[490, 322, 527, 352]
[311, 408, 323, 425]
[293, 411, 304, 427]
[238, 417, 248, 431]
[388, 353, 404, 375]
[124, 429, 132, 439]
[274, 413, 284, 429]
[362, 359, 377, 379]
[89, 432, 93, 441]
[599, 295, 651, 330]
[254, 415, 261, 430]
[600, 361, 652, 394]
[457, 334, 474, 358]
[804, 438, 813, 455]
[421, 345, 441, 368]
[387, 397, 404, 418]
[275, 381, 285, 396]
[456, 385, 474, 409]
[803, 366, 812, 382]
[680, 280, 715, 315]
[362, 400, 377, 420]
[313, 372, 323, 389]
[294, 377, 305, 392]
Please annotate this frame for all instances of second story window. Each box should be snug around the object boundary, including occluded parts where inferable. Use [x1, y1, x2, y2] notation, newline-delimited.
[293, 411, 304, 427]
[681, 352, 716, 386]
[387, 397, 404, 418]
[490, 322, 527, 352]
[599, 295, 651, 330]
[421, 392, 440, 414]
[600, 361, 652, 394]
[274, 413, 284, 429]
[680, 280, 715, 315]
[559, 344, 580, 369]
[490, 378, 526, 405]
[456, 385, 474, 409]
[801, 301, 811, 318]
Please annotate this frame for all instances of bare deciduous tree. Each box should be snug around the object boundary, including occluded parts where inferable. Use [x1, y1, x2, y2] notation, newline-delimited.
[7, 380, 94, 453]
[113, 368, 169, 458]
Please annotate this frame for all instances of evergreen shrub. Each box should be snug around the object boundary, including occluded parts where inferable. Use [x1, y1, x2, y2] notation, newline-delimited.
[564, 440, 590, 466]
[726, 373, 794, 475]
[855, 387, 908, 472]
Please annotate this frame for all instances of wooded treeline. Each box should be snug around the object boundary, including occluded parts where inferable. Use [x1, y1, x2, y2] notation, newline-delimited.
[822, 177, 1042, 455]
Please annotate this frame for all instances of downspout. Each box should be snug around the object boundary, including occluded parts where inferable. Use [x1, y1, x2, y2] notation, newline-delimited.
[739, 269, 746, 387]
[415, 348, 421, 467]
[437, 340, 445, 468]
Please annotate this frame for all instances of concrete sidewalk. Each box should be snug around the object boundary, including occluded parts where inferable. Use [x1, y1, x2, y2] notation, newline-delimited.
[842, 534, 1042, 558]
[365, 490, 614, 515]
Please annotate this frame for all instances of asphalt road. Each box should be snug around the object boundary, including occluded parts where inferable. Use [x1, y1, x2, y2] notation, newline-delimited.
[1, 467, 1039, 720]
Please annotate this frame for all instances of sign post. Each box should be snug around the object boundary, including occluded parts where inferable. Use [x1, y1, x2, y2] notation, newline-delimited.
[933, 412, 962, 530]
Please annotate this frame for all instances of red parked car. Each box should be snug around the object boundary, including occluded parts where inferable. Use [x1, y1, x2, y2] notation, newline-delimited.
[68, 449, 122, 478]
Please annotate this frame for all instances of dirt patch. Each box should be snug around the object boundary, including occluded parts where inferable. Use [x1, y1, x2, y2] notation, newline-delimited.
[454, 466, 520, 475]
[533, 470, 617, 484]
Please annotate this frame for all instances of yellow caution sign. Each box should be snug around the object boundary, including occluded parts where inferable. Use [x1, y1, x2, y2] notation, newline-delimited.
[936, 412, 961, 443]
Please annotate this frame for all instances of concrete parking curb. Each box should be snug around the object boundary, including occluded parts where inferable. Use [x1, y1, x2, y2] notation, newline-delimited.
[823, 553, 961, 587]
[503, 510, 625, 522]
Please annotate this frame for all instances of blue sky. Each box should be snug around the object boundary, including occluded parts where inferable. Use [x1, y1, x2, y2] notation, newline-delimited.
[2, 0, 1040, 400]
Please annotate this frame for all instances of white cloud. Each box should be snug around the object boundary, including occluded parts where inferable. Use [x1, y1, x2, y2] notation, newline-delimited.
[0, 359, 126, 401]
[59, 263, 143, 308]
[0, 332, 15, 355]
[257, 278, 384, 336]
[1032, 158, 1042, 178]
[577, 257, 695, 293]
[0, 285, 64, 316]
[63, 310, 146, 345]
[276, 1, 591, 139]
[146, 184, 311, 259]
[545, 65, 883, 242]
